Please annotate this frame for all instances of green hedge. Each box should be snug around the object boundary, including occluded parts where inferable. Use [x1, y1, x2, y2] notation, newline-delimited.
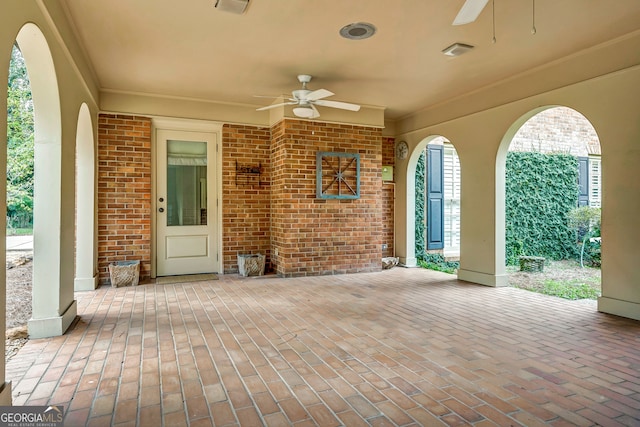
[505, 152, 579, 265]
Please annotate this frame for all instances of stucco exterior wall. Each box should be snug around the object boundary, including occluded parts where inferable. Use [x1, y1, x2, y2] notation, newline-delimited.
[394, 64, 640, 318]
[1, 0, 101, 401]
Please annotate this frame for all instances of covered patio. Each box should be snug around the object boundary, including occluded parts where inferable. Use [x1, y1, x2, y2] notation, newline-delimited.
[7, 268, 639, 426]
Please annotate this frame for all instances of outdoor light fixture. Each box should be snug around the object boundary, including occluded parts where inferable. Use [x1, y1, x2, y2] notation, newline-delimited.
[292, 106, 315, 118]
[442, 42, 474, 57]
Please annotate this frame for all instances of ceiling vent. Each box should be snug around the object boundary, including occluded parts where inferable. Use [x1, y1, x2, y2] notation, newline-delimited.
[214, 0, 249, 14]
[339, 22, 376, 40]
[442, 42, 474, 57]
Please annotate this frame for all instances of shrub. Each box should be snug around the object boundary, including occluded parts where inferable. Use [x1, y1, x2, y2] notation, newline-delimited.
[567, 206, 601, 268]
[418, 253, 459, 274]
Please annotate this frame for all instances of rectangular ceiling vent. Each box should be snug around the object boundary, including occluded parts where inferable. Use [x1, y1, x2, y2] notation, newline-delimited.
[442, 43, 474, 57]
[214, 0, 249, 14]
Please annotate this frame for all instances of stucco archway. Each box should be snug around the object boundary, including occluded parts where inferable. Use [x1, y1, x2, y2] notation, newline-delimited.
[16, 23, 77, 338]
[496, 105, 602, 282]
[404, 135, 460, 267]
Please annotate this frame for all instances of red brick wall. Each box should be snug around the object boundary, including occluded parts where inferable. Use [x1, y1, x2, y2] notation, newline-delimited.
[382, 136, 395, 257]
[222, 124, 272, 273]
[95, 115, 392, 280]
[270, 119, 383, 277]
[97, 114, 152, 284]
[511, 106, 601, 156]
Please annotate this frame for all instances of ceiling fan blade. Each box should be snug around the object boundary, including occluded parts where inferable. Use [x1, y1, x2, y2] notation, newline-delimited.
[314, 99, 361, 112]
[256, 101, 297, 111]
[453, 0, 489, 25]
[306, 88, 334, 101]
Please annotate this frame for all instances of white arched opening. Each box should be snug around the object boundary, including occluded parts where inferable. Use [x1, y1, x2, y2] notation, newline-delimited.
[403, 135, 459, 267]
[17, 23, 77, 338]
[497, 105, 602, 285]
[75, 103, 97, 290]
[414, 137, 462, 260]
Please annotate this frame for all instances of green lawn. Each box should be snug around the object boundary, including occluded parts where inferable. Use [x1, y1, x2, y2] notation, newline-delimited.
[507, 260, 601, 300]
[6, 228, 33, 236]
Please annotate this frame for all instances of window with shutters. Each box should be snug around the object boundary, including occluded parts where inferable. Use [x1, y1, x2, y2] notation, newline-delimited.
[577, 157, 590, 207]
[589, 155, 602, 208]
[421, 141, 461, 256]
[426, 144, 444, 250]
[443, 144, 461, 255]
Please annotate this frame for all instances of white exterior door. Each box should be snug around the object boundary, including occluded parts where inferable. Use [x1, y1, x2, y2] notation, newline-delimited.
[156, 129, 218, 276]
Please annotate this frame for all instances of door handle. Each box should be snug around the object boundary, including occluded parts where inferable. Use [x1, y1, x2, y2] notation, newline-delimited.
[158, 207, 165, 213]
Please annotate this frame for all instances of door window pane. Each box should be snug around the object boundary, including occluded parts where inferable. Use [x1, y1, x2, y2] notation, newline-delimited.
[166, 140, 207, 226]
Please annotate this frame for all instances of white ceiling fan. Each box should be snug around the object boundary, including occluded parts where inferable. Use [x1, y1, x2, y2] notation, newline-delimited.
[453, 0, 490, 25]
[256, 75, 361, 119]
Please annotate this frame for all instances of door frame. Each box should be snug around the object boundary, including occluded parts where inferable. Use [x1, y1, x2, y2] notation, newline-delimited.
[151, 117, 223, 278]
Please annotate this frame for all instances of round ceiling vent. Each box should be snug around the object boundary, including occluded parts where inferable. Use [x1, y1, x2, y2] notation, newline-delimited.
[339, 22, 376, 40]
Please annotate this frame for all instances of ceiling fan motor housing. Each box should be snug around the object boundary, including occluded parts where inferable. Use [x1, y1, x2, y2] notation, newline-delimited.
[293, 89, 311, 102]
[297, 75, 312, 84]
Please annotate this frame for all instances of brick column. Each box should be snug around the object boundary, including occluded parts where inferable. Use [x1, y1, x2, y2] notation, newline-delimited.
[222, 124, 271, 273]
[97, 114, 152, 285]
[270, 119, 383, 277]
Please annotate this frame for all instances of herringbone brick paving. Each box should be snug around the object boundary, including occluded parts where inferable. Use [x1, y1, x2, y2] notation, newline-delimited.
[6, 268, 640, 426]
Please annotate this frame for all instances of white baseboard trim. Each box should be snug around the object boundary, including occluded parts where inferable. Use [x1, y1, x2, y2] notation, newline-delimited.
[28, 300, 77, 339]
[598, 297, 640, 321]
[399, 257, 417, 268]
[457, 269, 509, 287]
[74, 275, 98, 291]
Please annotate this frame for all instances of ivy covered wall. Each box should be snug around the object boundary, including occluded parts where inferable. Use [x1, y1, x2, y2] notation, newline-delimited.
[505, 152, 579, 265]
[415, 151, 426, 259]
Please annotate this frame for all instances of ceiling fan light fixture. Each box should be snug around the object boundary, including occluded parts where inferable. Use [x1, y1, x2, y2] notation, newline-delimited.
[293, 106, 315, 118]
[442, 42, 474, 57]
[339, 22, 376, 40]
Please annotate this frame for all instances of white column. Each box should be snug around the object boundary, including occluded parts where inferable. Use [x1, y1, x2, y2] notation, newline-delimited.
[18, 24, 77, 339]
[74, 104, 98, 291]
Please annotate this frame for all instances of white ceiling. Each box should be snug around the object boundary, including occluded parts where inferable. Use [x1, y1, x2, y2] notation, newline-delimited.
[60, 0, 640, 120]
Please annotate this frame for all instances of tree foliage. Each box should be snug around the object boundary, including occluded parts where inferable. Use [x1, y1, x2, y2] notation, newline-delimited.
[6, 43, 34, 228]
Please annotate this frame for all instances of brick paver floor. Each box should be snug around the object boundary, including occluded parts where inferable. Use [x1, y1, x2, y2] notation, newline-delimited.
[6, 267, 640, 426]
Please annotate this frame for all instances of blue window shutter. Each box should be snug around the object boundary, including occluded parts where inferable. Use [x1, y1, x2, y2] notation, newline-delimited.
[577, 157, 589, 207]
[427, 144, 444, 250]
